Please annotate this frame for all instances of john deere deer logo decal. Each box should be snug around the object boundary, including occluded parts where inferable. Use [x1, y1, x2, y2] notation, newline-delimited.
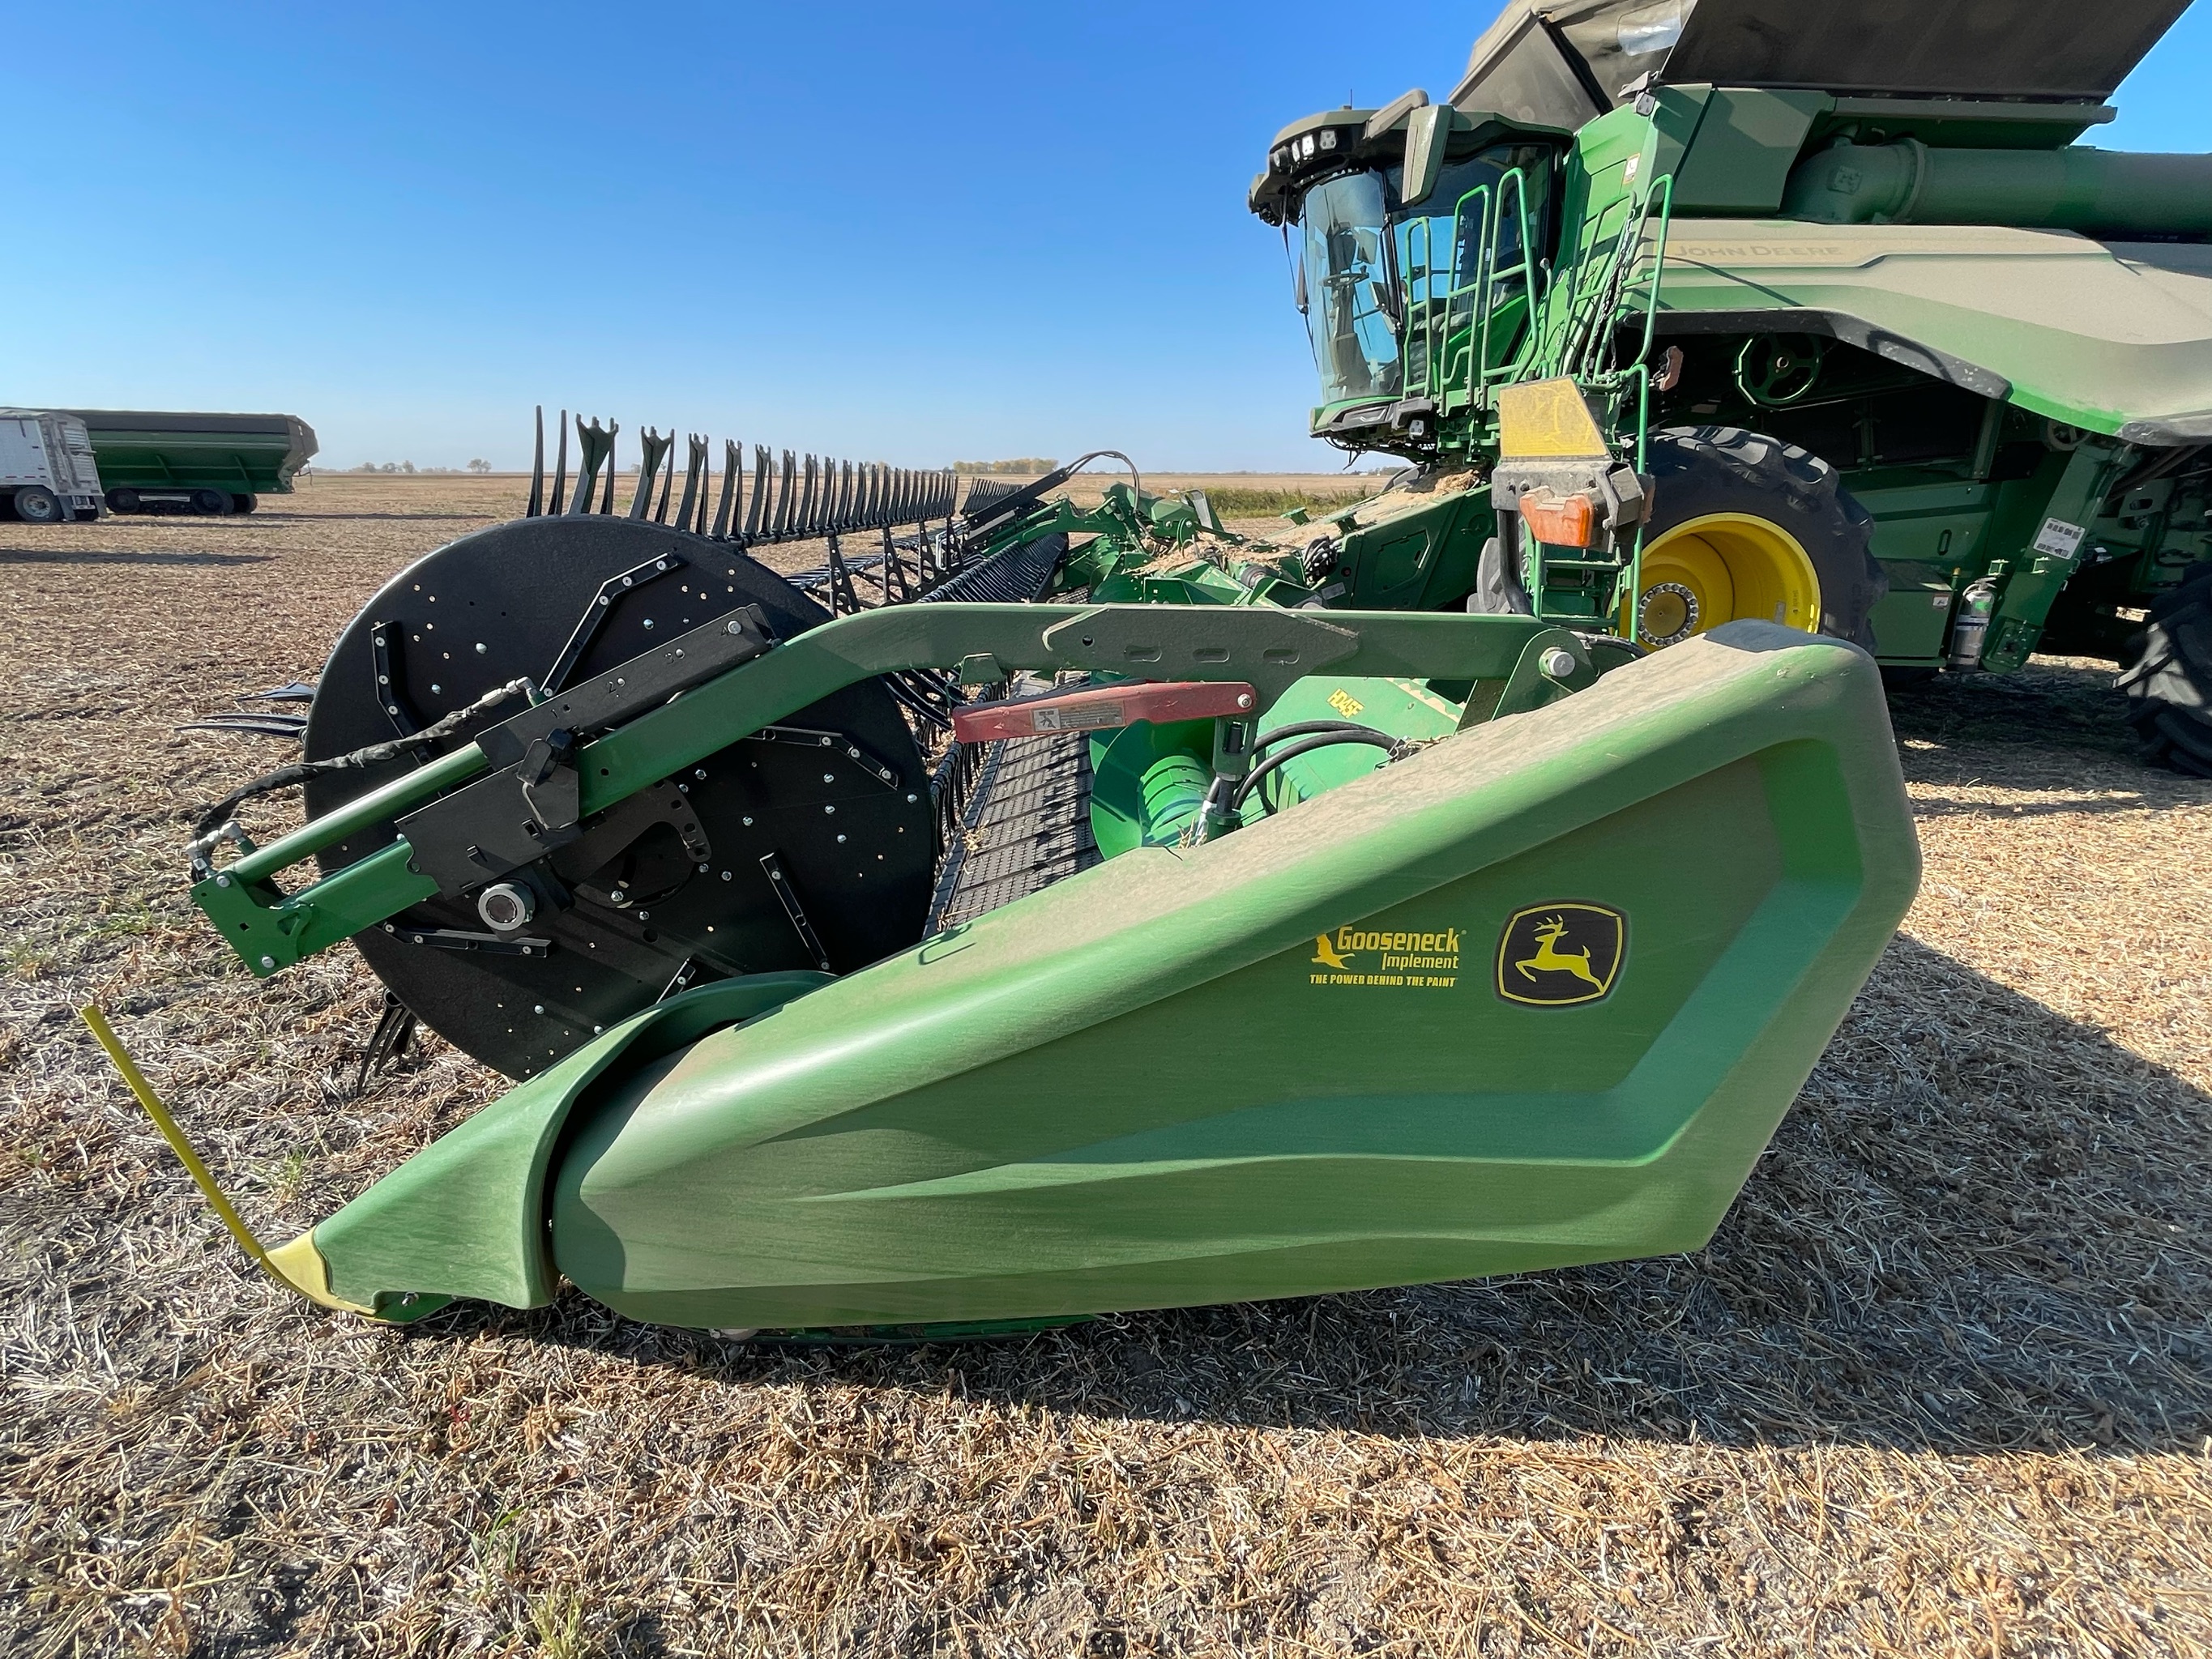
[1496, 903, 1625, 1006]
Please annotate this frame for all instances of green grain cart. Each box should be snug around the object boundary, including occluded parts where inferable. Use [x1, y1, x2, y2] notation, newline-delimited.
[65, 408, 318, 515]
[1244, 0, 2212, 771]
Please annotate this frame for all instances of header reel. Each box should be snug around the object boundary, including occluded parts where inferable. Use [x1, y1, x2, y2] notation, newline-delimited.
[233, 410, 1082, 1079]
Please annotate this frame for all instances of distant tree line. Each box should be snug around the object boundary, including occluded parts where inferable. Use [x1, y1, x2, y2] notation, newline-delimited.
[954, 458, 1057, 475]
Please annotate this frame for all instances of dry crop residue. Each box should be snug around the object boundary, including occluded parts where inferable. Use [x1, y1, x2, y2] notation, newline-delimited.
[2, 475, 2208, 1657]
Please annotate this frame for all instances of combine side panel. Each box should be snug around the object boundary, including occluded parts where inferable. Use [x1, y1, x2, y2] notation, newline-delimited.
[1650, 223, 2212, 444]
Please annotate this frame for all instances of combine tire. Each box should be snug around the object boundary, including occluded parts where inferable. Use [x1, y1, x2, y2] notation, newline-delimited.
[1629, 427, 1884, 651]
[107, 488, 141, 514]
[2118, 562, 2212, 775]
[230, 492, 258, 514]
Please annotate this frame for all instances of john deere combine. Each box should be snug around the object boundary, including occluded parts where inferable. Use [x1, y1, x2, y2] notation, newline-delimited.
[1236, 0, 2212, 771]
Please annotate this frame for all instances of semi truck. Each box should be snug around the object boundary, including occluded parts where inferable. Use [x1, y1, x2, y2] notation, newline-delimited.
[0, 409, 106, 522]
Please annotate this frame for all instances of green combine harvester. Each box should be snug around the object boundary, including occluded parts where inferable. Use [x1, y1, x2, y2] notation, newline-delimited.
[167, 0, 2212, 1341]
[1233, 0, 2212, 772]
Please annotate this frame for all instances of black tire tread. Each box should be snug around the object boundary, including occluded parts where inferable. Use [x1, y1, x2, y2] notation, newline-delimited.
[1644, 426, 1885, 651]
[2116, 573, 2212, 774]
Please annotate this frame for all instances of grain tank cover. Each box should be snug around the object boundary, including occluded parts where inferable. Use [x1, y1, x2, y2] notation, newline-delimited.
[1662, 0, 2190, 101]
[1452, 0, 2191, 128]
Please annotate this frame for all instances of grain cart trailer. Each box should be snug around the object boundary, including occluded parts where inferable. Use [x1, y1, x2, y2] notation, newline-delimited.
[66, 408, 318, 515]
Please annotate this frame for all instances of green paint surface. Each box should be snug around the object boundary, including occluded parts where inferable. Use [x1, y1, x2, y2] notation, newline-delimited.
[307, 623, 1918, 1330]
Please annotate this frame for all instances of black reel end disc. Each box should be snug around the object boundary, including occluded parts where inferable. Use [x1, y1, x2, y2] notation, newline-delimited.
[302, 515, 933, 1079]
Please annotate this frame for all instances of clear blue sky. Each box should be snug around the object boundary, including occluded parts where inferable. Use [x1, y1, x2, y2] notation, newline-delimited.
[6, 2, 2209, 473]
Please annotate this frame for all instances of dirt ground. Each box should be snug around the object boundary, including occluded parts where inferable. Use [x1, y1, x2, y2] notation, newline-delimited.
[3, 474, 2209, 1657]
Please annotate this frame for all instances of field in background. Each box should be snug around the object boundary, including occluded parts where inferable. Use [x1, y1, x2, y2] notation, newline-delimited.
[2, 474, 2208, 1656]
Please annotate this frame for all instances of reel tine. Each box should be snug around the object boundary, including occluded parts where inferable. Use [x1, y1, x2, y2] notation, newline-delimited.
[527, 405, 544, 517]
[566, 416, 600, 515]
[799, 454, 820, 537]
[652, 437, 676, 523]
[746, 444, 769, 539]
[549, 407, 570, 514]
[599, 420, 620, 514]
[711, 439, 740, 539]
[630, 428, 667, 518]
[674, 433, 704, 532]
[775, 450, 796, 539]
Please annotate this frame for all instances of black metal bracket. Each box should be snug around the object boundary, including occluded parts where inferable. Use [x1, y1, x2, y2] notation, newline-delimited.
[759, 851, 831, 972]
[370, 620, 421, 740]
[382, 923, 553, 957]
[560, 781, 714, 907]
[542, 551, 690, 694]
[744, 725, 903, 791]
[400, 609, 771, 898]
[481, 605, 775, 767]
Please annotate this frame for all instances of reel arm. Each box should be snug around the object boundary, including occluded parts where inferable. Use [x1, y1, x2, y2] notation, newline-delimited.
[192, 603, 1563, 979]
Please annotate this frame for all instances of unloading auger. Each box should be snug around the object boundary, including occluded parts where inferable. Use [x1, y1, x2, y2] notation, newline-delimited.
[149, 402, 1919, 1338]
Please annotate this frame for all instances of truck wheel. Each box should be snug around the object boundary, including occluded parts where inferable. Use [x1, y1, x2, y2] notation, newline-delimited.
[2116, 563, 2212, 776]
[107, 488, 141, 514]
[191, 488, 230, 515]
[11, 485, 62, 523]
[1625, 427, 1884, 651]
[230, 492, 258, 514]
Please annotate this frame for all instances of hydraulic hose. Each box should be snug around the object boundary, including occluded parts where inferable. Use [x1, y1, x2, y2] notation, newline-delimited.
[1233, 726, 1407, 816]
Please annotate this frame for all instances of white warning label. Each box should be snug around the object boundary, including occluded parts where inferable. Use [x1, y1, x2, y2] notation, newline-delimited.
[2031, 518, 2087, 559]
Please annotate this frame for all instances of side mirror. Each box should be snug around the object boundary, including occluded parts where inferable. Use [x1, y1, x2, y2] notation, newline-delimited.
[1400, 104, 1453, 208]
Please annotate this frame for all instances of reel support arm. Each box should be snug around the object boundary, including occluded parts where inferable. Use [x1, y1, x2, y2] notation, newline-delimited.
[193, 603, 1560, 979]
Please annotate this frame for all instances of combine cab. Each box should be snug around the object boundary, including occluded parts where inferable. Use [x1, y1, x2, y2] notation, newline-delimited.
[1246, 0, 2212, 770]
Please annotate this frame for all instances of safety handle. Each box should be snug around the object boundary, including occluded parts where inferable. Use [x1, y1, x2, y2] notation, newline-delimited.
[953, 680, 1257, 743]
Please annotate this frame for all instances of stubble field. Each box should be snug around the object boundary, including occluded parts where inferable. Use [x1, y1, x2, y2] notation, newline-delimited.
[2, 473, 2209, 1656]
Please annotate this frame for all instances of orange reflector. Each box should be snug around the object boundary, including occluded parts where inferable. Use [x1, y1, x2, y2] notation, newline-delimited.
[1520, 489, 1598, 548]
[954, 680, 1257, 742]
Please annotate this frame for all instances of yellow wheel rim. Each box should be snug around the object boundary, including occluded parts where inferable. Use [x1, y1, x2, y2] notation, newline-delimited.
[1623, 511, 1821, 646]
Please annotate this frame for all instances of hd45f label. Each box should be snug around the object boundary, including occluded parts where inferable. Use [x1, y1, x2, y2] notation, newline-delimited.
[1495, 904, 1625, 1007]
